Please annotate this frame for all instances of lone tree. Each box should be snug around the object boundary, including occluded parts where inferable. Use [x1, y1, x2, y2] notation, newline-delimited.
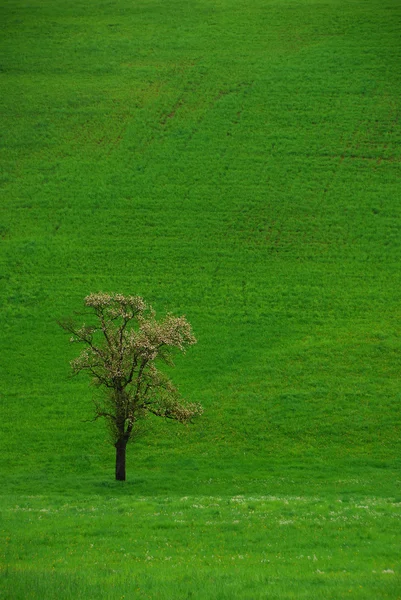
[60, 292, 202, 481]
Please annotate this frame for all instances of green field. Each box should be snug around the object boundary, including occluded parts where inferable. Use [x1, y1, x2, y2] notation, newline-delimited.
[1, 0, 401, 597]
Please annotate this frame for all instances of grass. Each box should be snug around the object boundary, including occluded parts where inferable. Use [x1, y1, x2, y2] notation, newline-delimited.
[2, 493, 401, 599]
[1, 0, 401, 597]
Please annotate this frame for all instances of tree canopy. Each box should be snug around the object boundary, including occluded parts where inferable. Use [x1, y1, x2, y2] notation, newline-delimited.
[60, 293, 202, 480]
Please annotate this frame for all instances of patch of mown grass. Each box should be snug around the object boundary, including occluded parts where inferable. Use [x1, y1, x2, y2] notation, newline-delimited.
[1, 495, 400, 599]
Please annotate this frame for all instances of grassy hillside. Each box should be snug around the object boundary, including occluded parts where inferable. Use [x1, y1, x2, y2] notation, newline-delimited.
[1, 0, 401, 597]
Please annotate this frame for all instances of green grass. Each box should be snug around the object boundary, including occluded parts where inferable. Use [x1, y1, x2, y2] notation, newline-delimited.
[1, 0, 401, 597]
[2, 493, 401, 599]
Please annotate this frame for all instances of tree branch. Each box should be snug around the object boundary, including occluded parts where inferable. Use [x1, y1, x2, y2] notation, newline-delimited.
[84, 411, 116, 423]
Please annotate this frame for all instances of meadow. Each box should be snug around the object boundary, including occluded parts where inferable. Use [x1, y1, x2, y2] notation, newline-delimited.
[1, 0, 401, 597]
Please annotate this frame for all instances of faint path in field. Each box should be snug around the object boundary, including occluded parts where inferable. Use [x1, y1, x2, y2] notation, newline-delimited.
[320, 94, 400, 203]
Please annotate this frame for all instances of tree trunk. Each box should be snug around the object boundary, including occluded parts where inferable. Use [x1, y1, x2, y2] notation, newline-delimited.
[115, 439, 127, 481]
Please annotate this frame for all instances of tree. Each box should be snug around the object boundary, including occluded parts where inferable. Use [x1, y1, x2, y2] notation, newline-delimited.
[59, 292, 202, 481]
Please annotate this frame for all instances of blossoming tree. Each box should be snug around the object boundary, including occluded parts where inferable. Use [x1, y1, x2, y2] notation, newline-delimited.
[59, 293, 202, 481]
